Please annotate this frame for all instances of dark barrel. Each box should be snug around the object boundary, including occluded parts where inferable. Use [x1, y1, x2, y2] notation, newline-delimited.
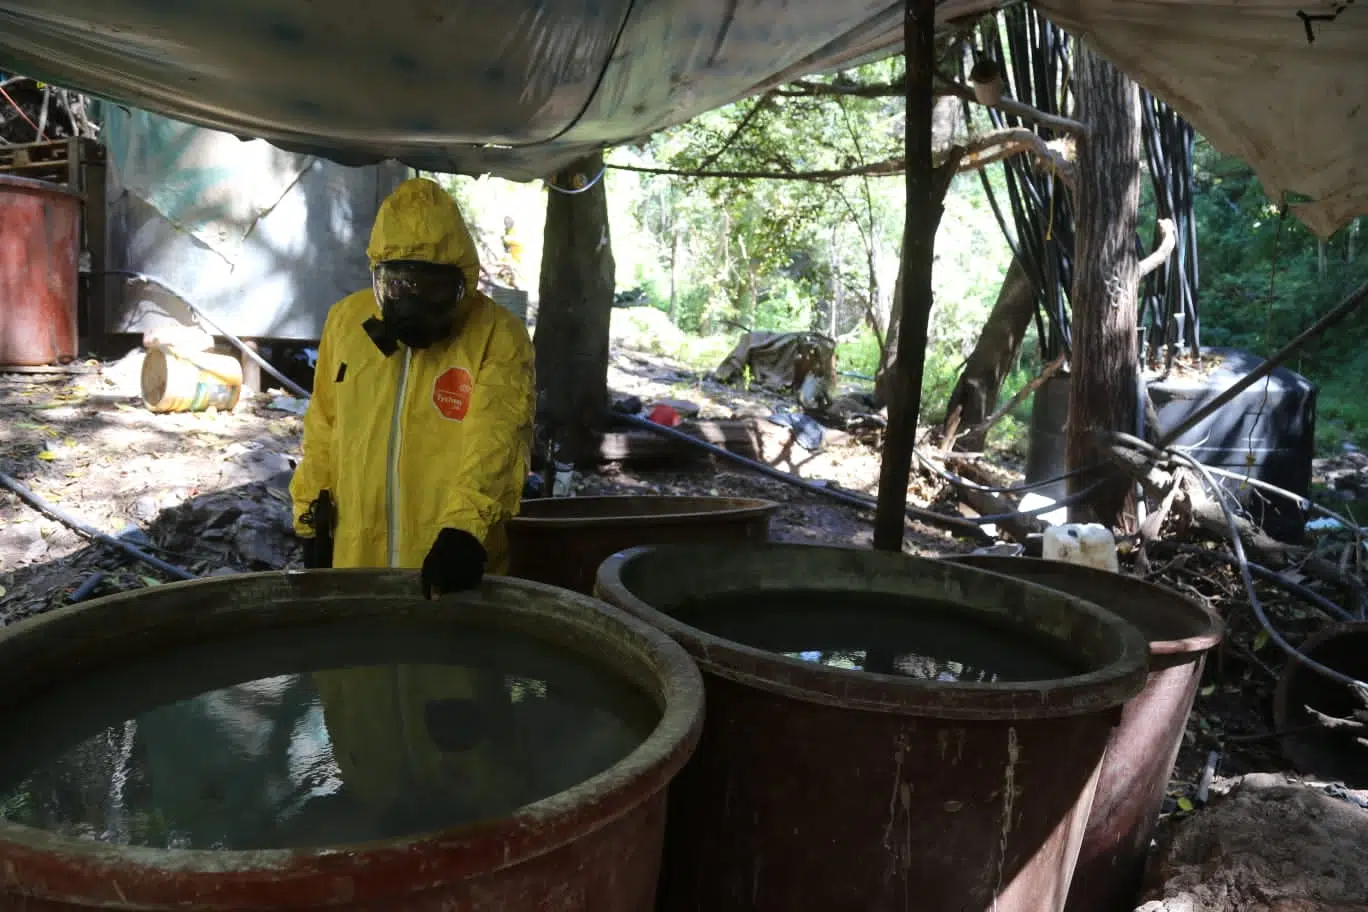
[944, 555, 1223, 912]
[594, 543, 1150, 912]
[1273, 620, 1368, 790]
[0, 570, 704, 910]
[507, 495, 778, 594]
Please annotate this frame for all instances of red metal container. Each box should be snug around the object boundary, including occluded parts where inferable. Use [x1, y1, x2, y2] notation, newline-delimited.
[0, 175, 81, 367]
[945, 556, 1224, 912]
[508, 495, 778, 594]
[0, 570, 705, 910]
[595, 542, 1150, 912]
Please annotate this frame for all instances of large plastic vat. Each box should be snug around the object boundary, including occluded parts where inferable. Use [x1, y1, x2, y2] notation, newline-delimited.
[594, 543, 1149, 912]
[1025, 350, 1316, 541]
[507, 495, 778, 594]
[0, 570, 704, 910]
[944, 555, 1223, 912]
[0, 175, 81, 367]
[1274, 620, 1368, 790]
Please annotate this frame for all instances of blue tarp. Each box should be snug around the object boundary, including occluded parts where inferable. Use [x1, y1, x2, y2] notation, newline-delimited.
[0, 0, 998, 180]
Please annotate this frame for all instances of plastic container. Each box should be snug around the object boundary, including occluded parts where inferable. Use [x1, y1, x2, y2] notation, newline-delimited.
[0, 570, 704, 910]
[507, 495, 778, 594]
[0, 175, 81, 367]
[141, 344, 244, 413]
[595, 542, 1150, 912]
[944, 555, 1224, 912]
[1042, 524, 1120, 573]
[1026, 350, 1317, 541]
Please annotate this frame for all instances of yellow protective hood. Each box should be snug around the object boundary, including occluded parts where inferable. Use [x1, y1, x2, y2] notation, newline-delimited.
[366, 178, 482, 292]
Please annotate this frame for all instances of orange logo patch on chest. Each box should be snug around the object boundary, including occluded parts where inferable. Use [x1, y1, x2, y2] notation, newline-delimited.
[432, 367, 474, 421]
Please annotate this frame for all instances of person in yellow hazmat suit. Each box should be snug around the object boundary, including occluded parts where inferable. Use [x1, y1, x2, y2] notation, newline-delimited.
[289, 177, 536, 831]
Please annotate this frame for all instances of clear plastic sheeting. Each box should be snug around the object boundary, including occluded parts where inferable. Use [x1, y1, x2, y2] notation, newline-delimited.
[1038, 0, 1368, 238]
[0, 0, 999, 181]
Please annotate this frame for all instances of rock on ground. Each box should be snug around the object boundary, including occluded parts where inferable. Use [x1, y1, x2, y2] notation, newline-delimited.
[1136, 773, 1368, 912]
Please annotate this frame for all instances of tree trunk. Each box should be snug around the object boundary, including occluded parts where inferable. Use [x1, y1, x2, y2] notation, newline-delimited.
[872, 0, 940, 552]
[873, 243, 904, 408]
[534, 152, 617, 467]
[1066, 44, 1142, 530]
[941, 256, 1035, 451]
[669, 227, 681, 324]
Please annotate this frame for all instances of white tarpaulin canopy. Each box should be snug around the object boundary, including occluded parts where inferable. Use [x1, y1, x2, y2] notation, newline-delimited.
[1037, 0, 1368, 238]
[0, 1, 1362, 233]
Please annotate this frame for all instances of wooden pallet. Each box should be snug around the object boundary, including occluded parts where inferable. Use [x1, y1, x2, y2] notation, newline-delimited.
[0, 137, 102, 187]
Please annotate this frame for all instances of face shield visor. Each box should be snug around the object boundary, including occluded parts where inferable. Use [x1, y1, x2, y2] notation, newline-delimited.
[369, 260, 466, 350]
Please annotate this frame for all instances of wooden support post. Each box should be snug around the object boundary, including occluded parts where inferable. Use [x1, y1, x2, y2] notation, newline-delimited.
[1065, 43, 1143, 530]
[872, 0, 940, 551]
[79, 139, 109, 357]
[239, 340, 263, 394]
[533, 152, 616, 467]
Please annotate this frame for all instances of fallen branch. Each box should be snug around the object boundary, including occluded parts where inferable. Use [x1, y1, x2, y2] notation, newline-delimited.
[954, 353, 1066, 445]
[956, 487, 1046, 542]
[1305, 681, 1368, 749]
[1102, 432, 1298, 567]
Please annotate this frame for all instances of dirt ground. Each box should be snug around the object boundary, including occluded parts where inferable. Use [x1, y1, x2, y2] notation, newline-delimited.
[3, 341, 1367, 888]
[0, 343, 962, 625]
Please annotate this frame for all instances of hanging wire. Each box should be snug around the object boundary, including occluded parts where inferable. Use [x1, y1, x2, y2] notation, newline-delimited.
[545, 163, 608, 195]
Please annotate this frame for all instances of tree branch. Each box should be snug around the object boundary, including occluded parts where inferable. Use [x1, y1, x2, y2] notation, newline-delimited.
[957, 127, 1077, 190]
[774, 78, 905, 99]
[936, 78, 1089, 138]
[606, 157, 908, 182]
[1138, 217, 1177, 280]
[954, 353, 1066, 444]
[609, 128, 1067, 185]
[697, 92, 775, 172]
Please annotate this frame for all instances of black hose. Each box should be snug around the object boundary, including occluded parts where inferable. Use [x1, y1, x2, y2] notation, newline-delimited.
[1164, 446, 1365, 689]
[1169, 546, 1353, 624]
[913, 448, 1106, 495]
[69, 572, 107, 603]
[610, 411, 993, 542]
[1156, 278, 1368, 449]
[0, 469, 196, 582]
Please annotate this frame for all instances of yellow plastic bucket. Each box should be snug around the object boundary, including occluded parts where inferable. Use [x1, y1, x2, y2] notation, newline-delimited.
[140, 344, 244, 413]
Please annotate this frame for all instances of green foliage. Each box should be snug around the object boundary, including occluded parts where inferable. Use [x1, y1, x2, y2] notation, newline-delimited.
[1190, 138, 1368, 450]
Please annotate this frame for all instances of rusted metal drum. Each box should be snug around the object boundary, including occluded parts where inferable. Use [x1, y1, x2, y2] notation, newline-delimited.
[0, 570, 704, 910]
[1274, 620, 1368, 790]
[0, 175, 81, 367]
[507, 495, 778, 594]
[594, 542, 1149, 912]
[945, 555, 1224, 912]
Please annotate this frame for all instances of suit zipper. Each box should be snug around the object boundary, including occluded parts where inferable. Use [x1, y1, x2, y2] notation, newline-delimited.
[385, 347, 412, 568]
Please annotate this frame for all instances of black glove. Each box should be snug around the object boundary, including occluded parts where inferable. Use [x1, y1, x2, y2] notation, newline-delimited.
[421, 528, 487, 598]
[299, 491, 335, 569]
[299, 535, 330, 570]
